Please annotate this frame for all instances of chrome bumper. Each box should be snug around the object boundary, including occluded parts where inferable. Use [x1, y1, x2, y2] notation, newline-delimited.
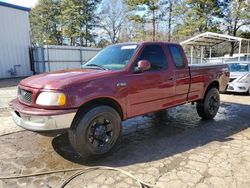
[10, 110, 76, 131]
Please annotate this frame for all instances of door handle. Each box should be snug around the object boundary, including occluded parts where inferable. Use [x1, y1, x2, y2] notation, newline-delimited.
[117, 82, 127, 87]
[167, 77, 174, 81]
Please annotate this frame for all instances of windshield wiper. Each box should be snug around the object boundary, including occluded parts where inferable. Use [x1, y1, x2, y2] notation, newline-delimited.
[85, 64, 108, 70]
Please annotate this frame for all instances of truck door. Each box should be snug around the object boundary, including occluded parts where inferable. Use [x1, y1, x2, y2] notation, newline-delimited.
[127, 44, 175, 117]
[167, 44, 190, 104]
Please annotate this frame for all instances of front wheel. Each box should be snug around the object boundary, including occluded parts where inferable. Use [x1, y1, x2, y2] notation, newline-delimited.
[69, 106, 122, 160]
[196, 87, 220, 120]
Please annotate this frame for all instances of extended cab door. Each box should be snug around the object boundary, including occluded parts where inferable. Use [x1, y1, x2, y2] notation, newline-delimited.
[166, 44, 190, 104]
[126, 44, 175, 117]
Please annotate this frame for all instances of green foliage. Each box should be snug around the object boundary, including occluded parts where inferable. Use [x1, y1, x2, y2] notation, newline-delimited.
[239, 31, 250, 39]
[96, 38, 110, 48]
[175, 0, 221, 38]
[29, 0, 250, 47]
[218, 0, 250, 55]
[124, 0, 163, 41]
[125, 0, 160, 21]
[60, 0, 100, 46]
[30, 0, 100, 46]
[30, 0, 62, 45]
[219, 0, 250, 36]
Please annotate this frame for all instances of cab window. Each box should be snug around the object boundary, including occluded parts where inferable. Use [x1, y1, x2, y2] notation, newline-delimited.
[169, 45, 185, 68]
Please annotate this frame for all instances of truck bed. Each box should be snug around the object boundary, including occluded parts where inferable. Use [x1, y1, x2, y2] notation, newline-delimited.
[188, 63, 229, 101]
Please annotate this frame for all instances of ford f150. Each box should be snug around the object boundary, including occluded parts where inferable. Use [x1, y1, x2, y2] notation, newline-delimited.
[10, 42, 229, 159]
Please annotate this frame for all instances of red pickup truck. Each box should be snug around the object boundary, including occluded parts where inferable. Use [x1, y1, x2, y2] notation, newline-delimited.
[10, 42, 229, 159]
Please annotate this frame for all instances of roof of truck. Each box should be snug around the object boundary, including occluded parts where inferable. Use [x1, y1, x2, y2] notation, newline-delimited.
[113, 41, 179, 46]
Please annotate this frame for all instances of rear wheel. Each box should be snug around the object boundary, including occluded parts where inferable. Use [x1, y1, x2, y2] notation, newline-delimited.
[196, 87, 220, 120]
[69, 106, 122, 160]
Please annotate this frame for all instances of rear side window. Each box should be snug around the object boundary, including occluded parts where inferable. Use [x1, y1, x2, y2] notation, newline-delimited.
[169, 45, 185, 68]
[137, 45, 167, 71]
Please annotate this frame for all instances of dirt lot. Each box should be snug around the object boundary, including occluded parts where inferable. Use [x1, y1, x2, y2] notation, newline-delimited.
[0, 78, 250, 188]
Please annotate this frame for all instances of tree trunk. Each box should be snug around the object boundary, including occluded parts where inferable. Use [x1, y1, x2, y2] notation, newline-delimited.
[168, 0, 172, 42]
[152, 9, 156, 41]
[230, 1, 242, 56]
[230, 42, 235, 56]
[80, 33, 84, 46]
[85, 25, 88, 47]
[230, 26, 238, 56]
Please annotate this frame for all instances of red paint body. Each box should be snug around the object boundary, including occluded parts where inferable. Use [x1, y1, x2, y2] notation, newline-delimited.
[10, 42, 229, 121]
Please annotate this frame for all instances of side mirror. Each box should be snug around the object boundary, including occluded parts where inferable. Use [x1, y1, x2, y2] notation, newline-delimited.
[135, 60, 151, 73]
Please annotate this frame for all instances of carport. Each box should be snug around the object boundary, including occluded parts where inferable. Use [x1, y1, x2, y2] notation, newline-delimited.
[180, 32, 250, 64]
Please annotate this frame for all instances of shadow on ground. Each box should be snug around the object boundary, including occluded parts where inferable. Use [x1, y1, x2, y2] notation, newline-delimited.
[0, 77, 25, 88]
[52, 101, 250, 167]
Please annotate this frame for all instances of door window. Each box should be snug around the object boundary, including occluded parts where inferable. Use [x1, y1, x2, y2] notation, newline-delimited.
[137, 45, 168, 71]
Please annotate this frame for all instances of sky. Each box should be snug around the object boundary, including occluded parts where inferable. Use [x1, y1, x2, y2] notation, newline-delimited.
[1, 0, 38, 8]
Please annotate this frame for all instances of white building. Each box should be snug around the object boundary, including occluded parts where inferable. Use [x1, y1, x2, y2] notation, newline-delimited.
[0, 2, 32, 79]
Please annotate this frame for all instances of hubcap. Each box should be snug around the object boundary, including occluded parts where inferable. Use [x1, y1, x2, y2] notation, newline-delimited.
[208, 95, 219, 114]
[88, 117, 114, 151]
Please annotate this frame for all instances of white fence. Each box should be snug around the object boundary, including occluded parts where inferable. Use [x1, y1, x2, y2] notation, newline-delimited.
[32, 45, 101, 73]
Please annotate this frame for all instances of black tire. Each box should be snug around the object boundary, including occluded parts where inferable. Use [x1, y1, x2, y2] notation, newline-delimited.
[69, 105, 122, 160]
[196, 87, 220, 120]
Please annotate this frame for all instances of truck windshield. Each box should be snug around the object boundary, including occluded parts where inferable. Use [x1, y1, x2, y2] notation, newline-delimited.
[83, 44, 138, 70]
[228, 63, 249, 72]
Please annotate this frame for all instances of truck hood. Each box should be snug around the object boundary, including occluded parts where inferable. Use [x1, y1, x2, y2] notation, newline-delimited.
[20, 69, 110, 90]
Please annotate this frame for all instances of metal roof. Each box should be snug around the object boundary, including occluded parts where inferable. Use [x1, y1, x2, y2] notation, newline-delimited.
[0, 1, 31, 11]
[180, 32, 250, 46]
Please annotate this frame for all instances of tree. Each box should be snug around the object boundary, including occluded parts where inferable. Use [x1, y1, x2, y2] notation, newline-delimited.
[96, 38, 110, 48]
[60, 0, 101, 46]
[167, 0, 173, 41]
[99, 0, 125, 43]
[175, 0, 221, 38]
[219, 0, 250, 55]
[158, 0, 181, 42]
[125, 0, 163, 41]
[30, 0, 62, 45]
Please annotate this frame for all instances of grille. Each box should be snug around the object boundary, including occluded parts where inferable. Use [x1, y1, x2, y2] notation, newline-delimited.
[18, 88, 33, 104]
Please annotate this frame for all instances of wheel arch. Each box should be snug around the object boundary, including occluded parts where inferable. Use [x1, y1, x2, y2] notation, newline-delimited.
[71, 97, 124, 130]
[202, 80, 219, 99]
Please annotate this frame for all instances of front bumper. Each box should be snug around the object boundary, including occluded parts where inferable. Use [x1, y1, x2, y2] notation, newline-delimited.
[9, 99, 77, 131]
[226, 83, 249, 93]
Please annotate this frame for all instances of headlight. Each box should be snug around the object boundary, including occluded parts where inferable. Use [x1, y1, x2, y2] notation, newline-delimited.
[237, 73, 250, 83]
[36, 92, 66, 106]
